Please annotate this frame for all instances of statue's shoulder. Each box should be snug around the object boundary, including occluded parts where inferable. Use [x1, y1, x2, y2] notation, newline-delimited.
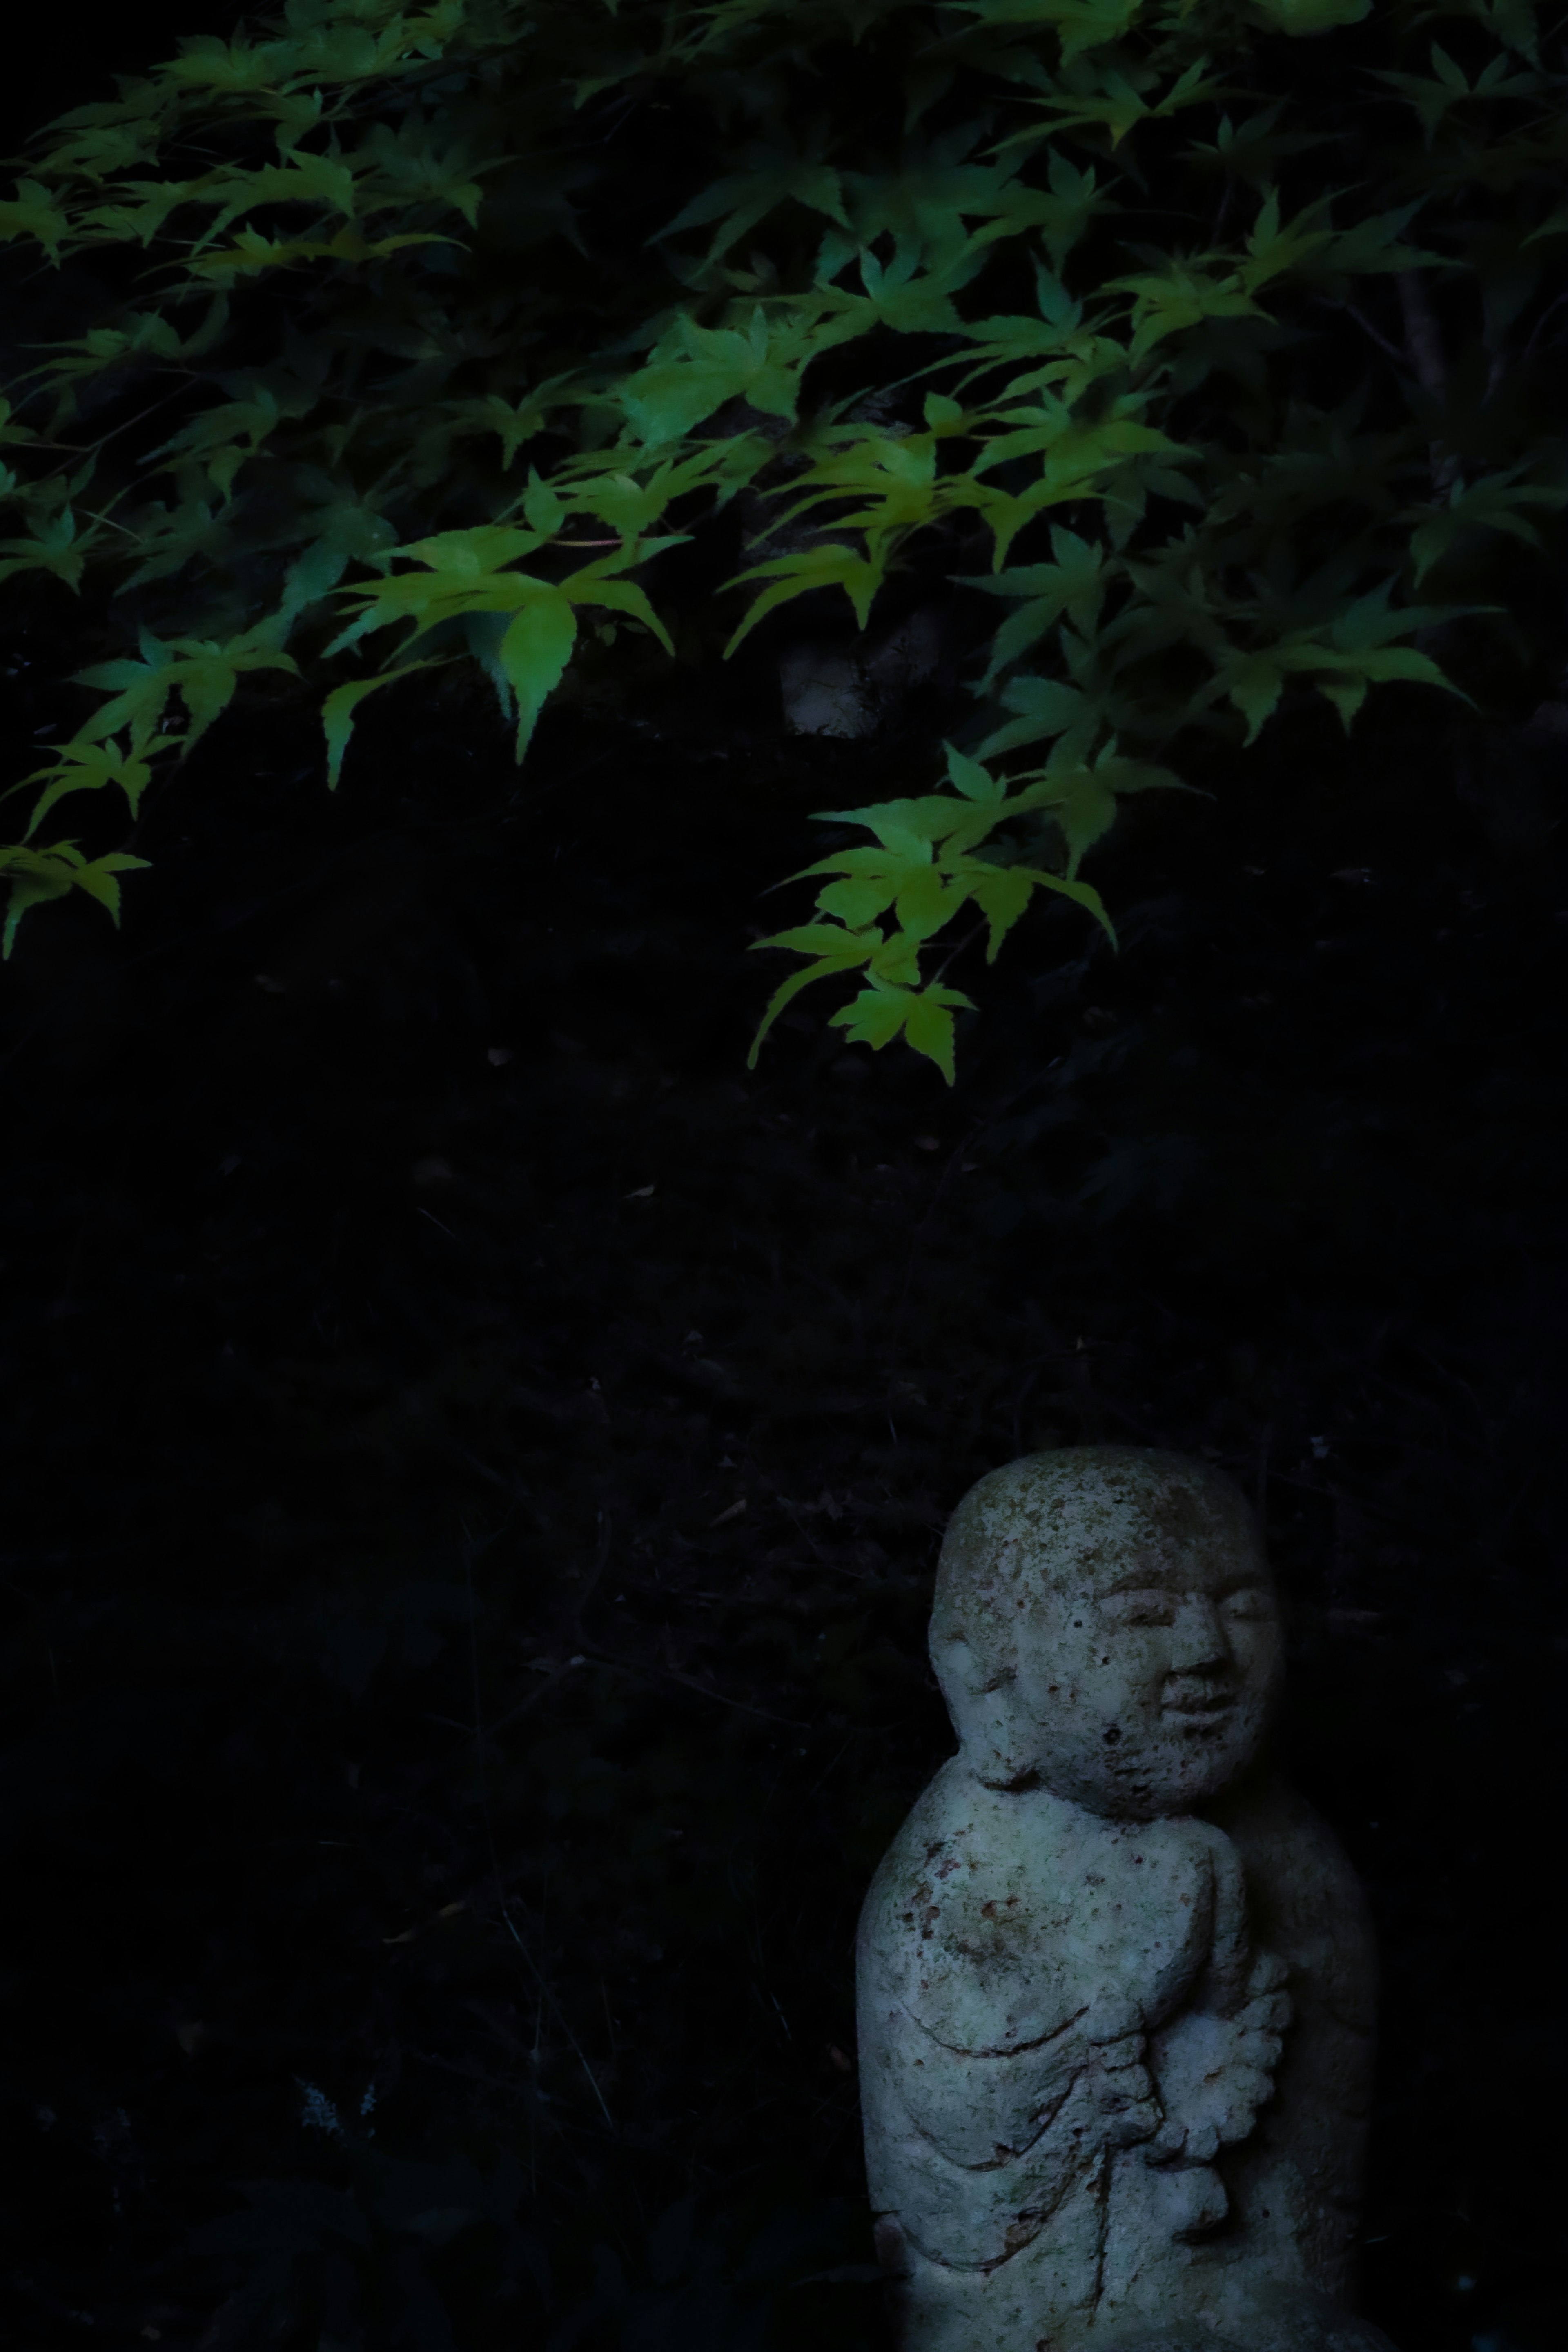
[860, 1760, 1084, 1914]
[856, 1766, 1102, 2055]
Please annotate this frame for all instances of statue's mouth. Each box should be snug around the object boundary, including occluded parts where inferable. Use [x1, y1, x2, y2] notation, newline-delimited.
[1161, 1686, 1235, 1721]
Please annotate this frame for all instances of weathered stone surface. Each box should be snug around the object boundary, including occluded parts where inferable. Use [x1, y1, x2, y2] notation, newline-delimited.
[856, 1447, 1392, 2352]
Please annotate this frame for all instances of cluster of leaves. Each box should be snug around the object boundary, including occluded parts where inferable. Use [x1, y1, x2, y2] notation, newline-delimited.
[0, 0, 1563, 1070]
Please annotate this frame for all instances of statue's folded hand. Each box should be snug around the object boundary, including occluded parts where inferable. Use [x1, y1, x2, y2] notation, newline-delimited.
[1084, 1999, 1161, 2149]
[1236, 1947, 1292, 2044]
[1224, 1948, 1292, 2083]
[1143, 1966, 1292, 2165]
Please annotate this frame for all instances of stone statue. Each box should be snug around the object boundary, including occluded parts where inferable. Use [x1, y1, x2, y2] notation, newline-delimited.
[857, 1448, 1393, 2352]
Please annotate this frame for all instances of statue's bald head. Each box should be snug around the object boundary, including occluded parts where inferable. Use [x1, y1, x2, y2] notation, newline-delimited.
[930, 1447, 1279, 1816]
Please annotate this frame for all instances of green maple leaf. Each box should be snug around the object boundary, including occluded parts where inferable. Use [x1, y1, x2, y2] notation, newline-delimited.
[494, 588, 578, 756]
[655, 140, 849, 264]
[274, 495, 401, 635]
[1370, 44, 1540, 150]
[1316, 203, 1448, 281]
[969, 151, 1111, 277]
[951, 854, 1116, 955]
[1400, 467, 1564, 586]
[1458, 0, 1543, 63]
[967, 399, 1189, 564]
[974, 673, 1112, 763]
[810, 784, 1004, 857]
[1011, 741, 1179, 868]
[0, 840, 149, 957]
[839, 125, 1028, 269]
[0, 399, 37, 452]
[324, 526, 543, 650]
[121, 500, 233, 592]
[27, 303, 228, 415]
[995, 52, 1221, 154]
[1105, 258, 1263, 365]
[756, 420, 948, 543]
[722, 541, 888, 654]
[165, 32, 293, 93]
[445, 376, 581, 472]
[0, 179, 71, 262]
[74, 624, 299, 753]
[618, 306, 826, 446]
[31, 109, 160, 182]
[321, 659, 448, 788]
[78, 180, 202, 247]
[1201, 582, 1476, 740]
[0, 505, 105, 591]
[945, 0, 1145, 69]
[956, 525, 1110, 689]
[794, 786, 987, 938]
[1183, 106, 1338, 192]
[1236, 189, 1336, 293]
[352, 115, 503, 227]
[9, 728, 180, 834]
[185, 223, 455, 283]
[324, 526, 672, 765]
[807, 850, 962, 941]
[196, 151, 363, 241]
[829, 980, 976, 1084]
[795, 739, 1125, 976]
[545, 448, 713, 539]
[813, 234, 982, 339]
[746, 921, 922, 1066]
[951, 859, 1037, 960]
[144, 383, 301, 499]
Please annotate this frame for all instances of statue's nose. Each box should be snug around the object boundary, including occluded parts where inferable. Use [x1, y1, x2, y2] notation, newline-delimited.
[1167, 1594, 1227, 1670]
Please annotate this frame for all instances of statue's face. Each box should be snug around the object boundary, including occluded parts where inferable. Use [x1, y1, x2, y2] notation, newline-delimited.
[1009, 1501, 1282, 1819]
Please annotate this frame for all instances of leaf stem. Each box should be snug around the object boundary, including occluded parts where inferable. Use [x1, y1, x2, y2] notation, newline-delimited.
[929, 918, 987, 987]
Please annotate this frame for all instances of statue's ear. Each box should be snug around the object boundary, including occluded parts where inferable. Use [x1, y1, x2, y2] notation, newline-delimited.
[931, 1633, 1034, 1785]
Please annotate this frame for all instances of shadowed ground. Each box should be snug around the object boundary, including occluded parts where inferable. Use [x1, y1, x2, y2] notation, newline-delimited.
[0, 555, 1564, 2348]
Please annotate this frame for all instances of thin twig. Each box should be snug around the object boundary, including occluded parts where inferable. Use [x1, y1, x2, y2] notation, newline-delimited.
[1311, 295, 1406, 369]
[571, 1502, 614, 1640]
[76, 508, 142, 541]
[482, 1642, 806, 1741]
[929, 918, 986, 989]
[1522, 288, 1568, 359]
[12, 376, 195, 479]
[1396, 272, 1460, 491]
[461, 1535, 615, 2129]
[1396, 271, 1448, 400]
[477, 1659, 588, 1738]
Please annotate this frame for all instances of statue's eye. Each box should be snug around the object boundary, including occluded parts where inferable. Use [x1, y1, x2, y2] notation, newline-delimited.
[1221, 1586, 1273, 1619]
[1109, 1592, 1175, 1626]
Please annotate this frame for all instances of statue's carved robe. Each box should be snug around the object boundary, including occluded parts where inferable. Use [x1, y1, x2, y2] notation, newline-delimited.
[857, 1760, 1376, 2349]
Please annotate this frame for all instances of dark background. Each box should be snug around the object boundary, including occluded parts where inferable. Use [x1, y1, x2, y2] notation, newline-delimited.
[2, 13, 1566, 2352]
[4, 9, 247, 163]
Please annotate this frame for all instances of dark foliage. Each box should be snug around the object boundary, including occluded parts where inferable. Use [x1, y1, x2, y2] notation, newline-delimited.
[3, 0, 1563, 1051]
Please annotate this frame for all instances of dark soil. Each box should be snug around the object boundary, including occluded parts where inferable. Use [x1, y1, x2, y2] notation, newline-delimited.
[0, 577, 1564, 2352]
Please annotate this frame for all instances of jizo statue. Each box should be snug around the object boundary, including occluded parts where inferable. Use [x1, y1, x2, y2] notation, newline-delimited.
[857, 1448, 1395, 2352]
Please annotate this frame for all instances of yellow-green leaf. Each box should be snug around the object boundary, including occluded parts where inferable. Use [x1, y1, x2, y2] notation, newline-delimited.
[498, 590, 577, 757]
[322, 658, 447, 788]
